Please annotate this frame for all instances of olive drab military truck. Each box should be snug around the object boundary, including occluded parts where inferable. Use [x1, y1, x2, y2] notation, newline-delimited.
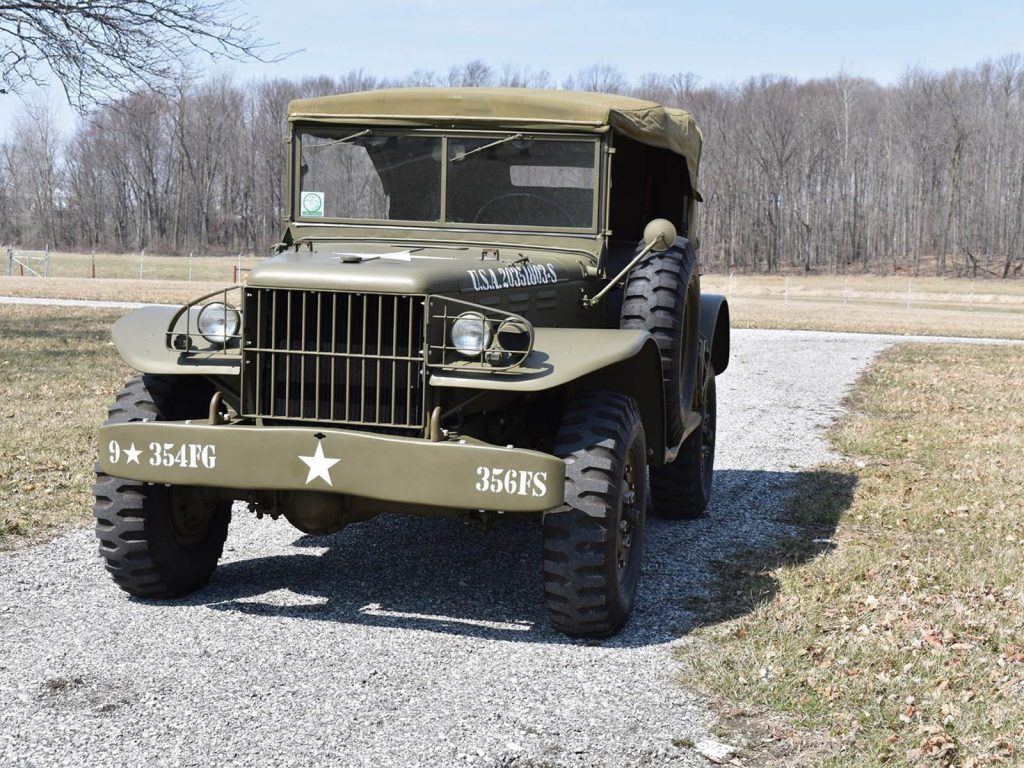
[93, 88, 730, 637]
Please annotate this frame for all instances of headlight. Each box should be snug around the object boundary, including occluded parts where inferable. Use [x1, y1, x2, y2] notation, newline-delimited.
[451, 312, 492, 357]
[197, 302, 240, 345]
[496, 318, 531, 353]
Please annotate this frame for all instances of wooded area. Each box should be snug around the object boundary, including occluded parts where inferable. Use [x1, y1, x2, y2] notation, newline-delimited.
[2, 56, 1023, 276]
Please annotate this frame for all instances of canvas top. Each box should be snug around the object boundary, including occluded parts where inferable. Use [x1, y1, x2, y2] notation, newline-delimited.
[287, 87, 702, 191]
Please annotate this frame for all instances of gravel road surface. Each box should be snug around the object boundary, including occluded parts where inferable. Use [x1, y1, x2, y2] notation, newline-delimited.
[1, 329, 896, 767]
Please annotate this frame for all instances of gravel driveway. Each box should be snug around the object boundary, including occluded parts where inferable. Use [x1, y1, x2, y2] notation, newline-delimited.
[1, 329, 895, 767]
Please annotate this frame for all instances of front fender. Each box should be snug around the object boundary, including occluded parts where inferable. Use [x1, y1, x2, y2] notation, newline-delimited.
[112, 306, 241, 376]
[430, 327, 667, 465]
[428, 327, 654, 392]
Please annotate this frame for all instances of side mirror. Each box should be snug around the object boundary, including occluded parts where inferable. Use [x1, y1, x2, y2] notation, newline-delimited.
[643, 219, 678, 252]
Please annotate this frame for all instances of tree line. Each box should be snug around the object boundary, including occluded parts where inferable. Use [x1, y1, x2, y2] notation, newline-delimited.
[2, 56, 1023, 277]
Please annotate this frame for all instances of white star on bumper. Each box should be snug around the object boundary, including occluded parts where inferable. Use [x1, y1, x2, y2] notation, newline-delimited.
[124, 443, 142, 464]
[298, 442, 340, 486]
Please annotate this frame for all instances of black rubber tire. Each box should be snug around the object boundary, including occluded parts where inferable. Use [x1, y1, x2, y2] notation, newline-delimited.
[542, 391, 647, 638]
[93, 375, 231, 598]
[619, 239, 700, 447]
[650, 366, 717, 519]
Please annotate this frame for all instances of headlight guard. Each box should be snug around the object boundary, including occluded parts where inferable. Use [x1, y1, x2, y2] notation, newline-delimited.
[427, 297, 533, 371]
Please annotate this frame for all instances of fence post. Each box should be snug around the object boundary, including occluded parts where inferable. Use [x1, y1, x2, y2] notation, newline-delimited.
[844, 276, 849, 306]
[907, 279, 912, 310]
[91, 250, 96, 279]
[43, 244, 49, 277]
[188, 252, 193, 282]
[970, 280, 975, 312]
[5, 246, 11, 276]
[784, 276, 789, 306]
[139, 249, 145, 279]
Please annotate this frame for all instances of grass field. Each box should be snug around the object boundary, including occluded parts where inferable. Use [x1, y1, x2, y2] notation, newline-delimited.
[0, 306, 130, 547]
[6, 249, 262, 282]
[678, 344, 1024, 766]
[700, 273, 1024, 340]
[0, 276, 229, 305]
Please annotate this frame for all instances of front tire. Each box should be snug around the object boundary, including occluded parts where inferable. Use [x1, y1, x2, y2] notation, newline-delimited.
[542, 392, 647, 637]
[93, 375, 230, 598]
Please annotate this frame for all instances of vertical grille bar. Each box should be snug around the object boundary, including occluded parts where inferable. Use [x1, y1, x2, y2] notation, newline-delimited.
[314, 293, 322, 420]
[299, 292, 307, 419]
[345, 295, 353, 423]
[390, 298, 399, 423]
[329, 293, 337, 422]
[375, 295, 382, 424]
[364, 296, 372, 428]
[284, 292, 292, 417]
[269, 291, 277, 415]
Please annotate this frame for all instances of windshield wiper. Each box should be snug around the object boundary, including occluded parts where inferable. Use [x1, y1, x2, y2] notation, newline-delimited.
[450, 133, 529, 162]
[307, 128, 372, 149]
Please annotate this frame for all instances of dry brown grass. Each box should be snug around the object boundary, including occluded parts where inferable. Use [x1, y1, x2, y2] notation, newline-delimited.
[5, 249, 261, 282]
[0, 306, 131, 548]
[702, 274, 1024, 339]
[0, 276, 229, 305]
[725, 296, 1024, 340]
[677, 344, 1024, 766]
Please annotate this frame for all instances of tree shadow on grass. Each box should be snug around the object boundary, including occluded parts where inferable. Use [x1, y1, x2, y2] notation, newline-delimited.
[182, 468, 857, 647]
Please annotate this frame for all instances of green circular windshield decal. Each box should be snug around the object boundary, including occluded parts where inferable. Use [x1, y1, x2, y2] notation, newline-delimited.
[301, 192, 324, 216]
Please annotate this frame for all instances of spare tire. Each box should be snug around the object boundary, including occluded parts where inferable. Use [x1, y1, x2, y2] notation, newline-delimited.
[618, 239, 700, 447]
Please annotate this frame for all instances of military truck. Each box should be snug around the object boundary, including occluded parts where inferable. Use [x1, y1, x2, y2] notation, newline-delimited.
[93, 88, 730, 637]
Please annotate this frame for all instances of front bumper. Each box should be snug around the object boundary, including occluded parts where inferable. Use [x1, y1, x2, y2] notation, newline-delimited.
[97, 422, 565, 513]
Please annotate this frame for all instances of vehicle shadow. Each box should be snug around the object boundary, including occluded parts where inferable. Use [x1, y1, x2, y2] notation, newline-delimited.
[190, 468, 856, 647]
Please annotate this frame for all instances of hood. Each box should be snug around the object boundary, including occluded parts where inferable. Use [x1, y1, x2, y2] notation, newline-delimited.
[246, 244, 584, 296]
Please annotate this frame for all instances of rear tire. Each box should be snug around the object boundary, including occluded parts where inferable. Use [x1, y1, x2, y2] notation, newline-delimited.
[93, 375, 230, 598]
[542, 392, 647, 637]
[650, 366, 717, 519]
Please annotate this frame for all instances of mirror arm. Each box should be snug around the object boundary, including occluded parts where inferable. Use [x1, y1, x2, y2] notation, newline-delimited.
[583, 237, 662, 308]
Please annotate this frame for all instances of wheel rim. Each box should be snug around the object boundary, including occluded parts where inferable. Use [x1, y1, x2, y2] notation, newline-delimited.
[616, 449, 641, 579]
[168, 488, 217, 547]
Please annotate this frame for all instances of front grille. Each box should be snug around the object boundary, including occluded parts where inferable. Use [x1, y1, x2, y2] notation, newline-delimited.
[241, 289, 427, 433]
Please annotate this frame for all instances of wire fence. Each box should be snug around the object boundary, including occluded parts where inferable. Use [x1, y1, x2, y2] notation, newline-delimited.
[2, 249, 261, 283]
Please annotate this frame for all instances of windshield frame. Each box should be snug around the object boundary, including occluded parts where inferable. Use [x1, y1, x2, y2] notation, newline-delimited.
[291, 126, 603, 235]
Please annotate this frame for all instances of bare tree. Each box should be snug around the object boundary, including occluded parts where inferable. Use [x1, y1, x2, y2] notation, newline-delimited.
[497, 64, 552, 89]
[568, 64, 627, 94]
[5, 55, 1024, 277]
[0, 1, 278, 110]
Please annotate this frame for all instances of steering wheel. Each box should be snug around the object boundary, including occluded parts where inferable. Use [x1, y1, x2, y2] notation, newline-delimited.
[473, 193, 577, 227]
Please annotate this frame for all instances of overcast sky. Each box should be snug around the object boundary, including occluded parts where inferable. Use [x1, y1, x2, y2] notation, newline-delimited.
[3, 0, 1023, 136]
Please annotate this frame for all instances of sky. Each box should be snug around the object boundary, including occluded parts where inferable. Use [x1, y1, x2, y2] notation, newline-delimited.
[242, 0, 1024, 86]
[2, 0, 1023, 136]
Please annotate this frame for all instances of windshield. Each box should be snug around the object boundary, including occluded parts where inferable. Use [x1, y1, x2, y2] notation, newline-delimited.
[296, 129, 597, 231]
[299, 132, 443, 221]
[447, 137, 595, 228]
